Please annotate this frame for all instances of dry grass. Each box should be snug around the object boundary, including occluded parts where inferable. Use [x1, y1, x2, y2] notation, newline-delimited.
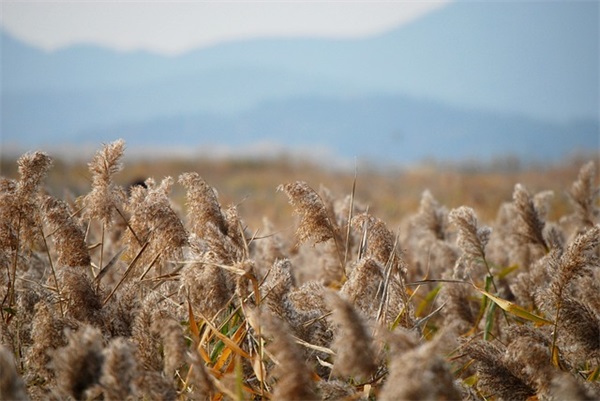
[1, 140, 599, 400]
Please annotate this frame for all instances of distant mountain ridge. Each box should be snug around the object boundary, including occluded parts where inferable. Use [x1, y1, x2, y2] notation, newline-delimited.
[1, 1, 598, 165]
[71, 94, 599, 166]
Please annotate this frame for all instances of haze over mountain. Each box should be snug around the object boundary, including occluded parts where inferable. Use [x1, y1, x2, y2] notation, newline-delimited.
[1, 1, 598, 166]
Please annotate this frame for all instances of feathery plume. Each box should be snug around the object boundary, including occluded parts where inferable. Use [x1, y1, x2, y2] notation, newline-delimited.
[379, 332, 461, 401]
[102, 281, 140, 337]
[567, 161, 599, 231]
[411, 189, 449, 241]
[43, 196, 91, 267]
[464, 339, 535, 400]
[178, 172, 227, 237]
[512, 183, 549, 251]
[0, 178, 19, 252]
[317, 379, 357, 401]
[278, 181, 337, 245]
[153, 316, 186, 378]
[136, 371, 177, 401]
[549, 225, 600, 301]
[254, 217, 288, 278]
[59, 267, 104, 326]
[187, 351, 214, 399]
[327, 291, 377, 381]
[263, 259, 296, 322]
[0, 345, 29, 401]
[352, 213, 399, 268]
[503, 327, 599, 400]
[81, 139, 126, 225]
[124, 177, 187, 269]
[555, 296, 600, 360]
[201, 220, 245, 266]
[2, 151, 53, 249]
[27, 300, 76, 380]
[449, 206, 492, 268]
[340, 257, 384, 319]
[260, 311, 318, 401]
[16, 151, 53, 200]
[100, 337, 139, 401]
[181, 251, 231, 320]
[131, 293, 164, 372]
[51, 325, 105, 400]
[439, 282, 479, 333]
[288, 280, 328, 315]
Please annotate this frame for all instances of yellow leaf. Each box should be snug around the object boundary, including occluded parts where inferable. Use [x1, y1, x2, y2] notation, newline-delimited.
[188, 296, 200, 344]
[473, 285, 553, 325]
[252, 354, 267, 383]
[588, 366, 600, 381]
[214, 324, 248, 371]
[197, 346, 212, 365]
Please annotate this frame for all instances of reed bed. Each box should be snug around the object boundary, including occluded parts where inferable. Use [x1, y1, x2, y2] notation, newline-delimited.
[1, 139, 599, 400]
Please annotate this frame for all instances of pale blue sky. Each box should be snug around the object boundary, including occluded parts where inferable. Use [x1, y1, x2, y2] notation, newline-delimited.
[1, 1, 451, 55]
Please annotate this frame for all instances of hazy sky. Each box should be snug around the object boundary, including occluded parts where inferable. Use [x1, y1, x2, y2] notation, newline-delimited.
[1, 1, 451, 55]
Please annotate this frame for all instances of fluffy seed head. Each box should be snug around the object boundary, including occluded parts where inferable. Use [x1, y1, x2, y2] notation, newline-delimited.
[512, 183, 549, 251]
[52, 325, 105, 400]
[81, 139, 126, 225]
[179, 172, 228, 237]
[43, 196, 91, 267]
[449, 206, 491, 263]
[278, 181, 336, 245]
[327, 291, 377, 381]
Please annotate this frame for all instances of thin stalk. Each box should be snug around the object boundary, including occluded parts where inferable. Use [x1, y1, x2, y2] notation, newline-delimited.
[8, 215, 22, 309]
[39, 225, 64, 317]
[99, 222, 105, 279]
[103, 240, 149, 305]
[139, 250, 163, 282]
[114, 205, 143, 246]
[344, 165, 357, 268]
[551, 296, 563, 367]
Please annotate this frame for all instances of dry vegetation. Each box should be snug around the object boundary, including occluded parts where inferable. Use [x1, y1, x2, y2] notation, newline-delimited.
[1, 139, 599, 400]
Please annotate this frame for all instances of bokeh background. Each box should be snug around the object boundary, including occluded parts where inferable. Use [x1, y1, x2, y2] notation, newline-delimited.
[1, 1, 598, 166]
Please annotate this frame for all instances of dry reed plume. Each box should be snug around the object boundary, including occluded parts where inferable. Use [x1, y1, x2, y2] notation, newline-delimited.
[1, 139, 599, 400]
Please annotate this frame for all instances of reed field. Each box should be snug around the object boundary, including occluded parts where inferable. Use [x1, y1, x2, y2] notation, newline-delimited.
[1, 139, 599, 400]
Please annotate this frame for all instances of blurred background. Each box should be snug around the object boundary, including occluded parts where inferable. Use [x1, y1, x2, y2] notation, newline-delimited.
[1, 0, 598, 167]
[1, 1, 598, 226]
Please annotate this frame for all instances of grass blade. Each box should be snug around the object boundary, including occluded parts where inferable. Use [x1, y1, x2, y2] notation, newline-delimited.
[473, 285, 553, 325]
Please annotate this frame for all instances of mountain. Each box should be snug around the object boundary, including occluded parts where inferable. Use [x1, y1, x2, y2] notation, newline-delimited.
[60, 95, 598, 166]
[1, 1, 598, 165]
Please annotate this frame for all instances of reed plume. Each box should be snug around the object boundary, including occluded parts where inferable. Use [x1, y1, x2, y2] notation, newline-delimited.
[341, 257, 384, 319]
[181, 250, 231, 320]
[0, 345, 29, 401]
[178, 172, 228, 237]
[43, 196, 91, 268]
[567, 161, 599, 231]
[58, 267, 104, 326]
[51, 324, 105, 400]
[411, 189, 449, 241]
[27, 300, 77, 380]
[327, 291, 377, 381]
[449, 206, 492, 278]
[379, 330, 461, 401]
[278, 181, 338, 245]
[124, 176, 188, 270]
[464, 339, 536, 400]
[512, 183, 549, 252]
[352, 213, 399, 267]
[81, 139, 126, 226]
[100, 337, 139, 401]
[260, 311, 318, 400]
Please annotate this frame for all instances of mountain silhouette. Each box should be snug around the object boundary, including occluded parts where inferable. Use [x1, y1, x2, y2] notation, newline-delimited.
[1, 1, 598, 165]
